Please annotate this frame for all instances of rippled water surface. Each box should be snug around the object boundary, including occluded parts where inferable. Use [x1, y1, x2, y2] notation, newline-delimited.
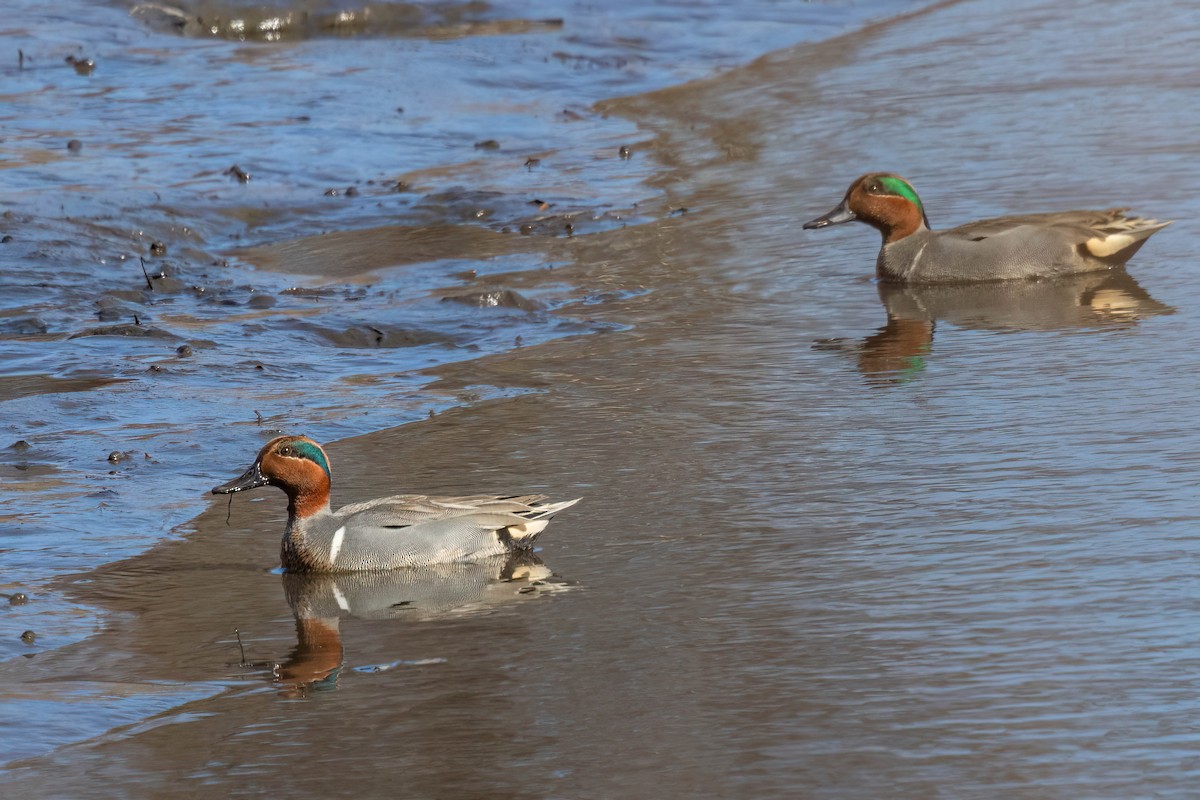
[4, 0, 1200, 796]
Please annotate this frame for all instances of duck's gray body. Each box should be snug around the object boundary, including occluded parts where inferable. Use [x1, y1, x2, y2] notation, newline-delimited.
[284, 494, 579, 573]
[878, 210, 1171, 283]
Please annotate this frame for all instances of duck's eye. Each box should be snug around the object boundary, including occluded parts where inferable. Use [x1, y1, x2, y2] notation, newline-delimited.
[868, 183, 882, 193]
[279, 445, 292, 457]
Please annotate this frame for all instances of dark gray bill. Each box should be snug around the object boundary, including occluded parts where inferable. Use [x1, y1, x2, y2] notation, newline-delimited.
[212, 462, 269, 494]
[803, 199, 857, 229]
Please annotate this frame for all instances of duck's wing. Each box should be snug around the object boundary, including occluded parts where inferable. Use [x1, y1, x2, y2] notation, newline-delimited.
[335, 494, 557, 525]
[947, 209, 1168, 242]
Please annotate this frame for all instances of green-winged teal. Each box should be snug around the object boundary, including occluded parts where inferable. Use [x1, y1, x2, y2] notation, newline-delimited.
[804, 173, 1170, 283]
[213, 436, 579, 572]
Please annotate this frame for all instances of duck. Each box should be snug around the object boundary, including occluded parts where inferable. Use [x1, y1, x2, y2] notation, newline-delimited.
[803, 173, 1170, 283]
[212, 435, 580, 573]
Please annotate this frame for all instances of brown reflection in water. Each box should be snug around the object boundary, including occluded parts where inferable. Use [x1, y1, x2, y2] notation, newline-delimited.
[273, 554, 563, 696]
[817, 269, 1173, 385]
[274, 618, 343, 695]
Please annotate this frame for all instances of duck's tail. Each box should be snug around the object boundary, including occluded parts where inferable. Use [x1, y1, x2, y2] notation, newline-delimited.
[506, 498, 582, 545]
[1084, 212, 1172, 260]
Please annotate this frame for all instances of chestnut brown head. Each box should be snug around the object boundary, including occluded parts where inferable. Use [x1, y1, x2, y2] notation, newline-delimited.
[213, 435, 333, 517]
[804, 173, 930, 244]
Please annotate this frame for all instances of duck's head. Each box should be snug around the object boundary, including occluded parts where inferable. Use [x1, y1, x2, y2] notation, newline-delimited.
[213, 435, 332, 518]
[803, 173, 930, 244]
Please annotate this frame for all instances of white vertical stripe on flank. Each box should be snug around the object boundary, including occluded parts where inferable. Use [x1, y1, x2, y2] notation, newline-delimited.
[329, 525, 346, 565]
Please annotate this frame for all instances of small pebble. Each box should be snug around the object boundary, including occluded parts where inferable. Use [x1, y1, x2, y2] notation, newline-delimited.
[474, 139, 500, 150]
[344, 186, 359, 197]
[149, 241, 166, 256]
[67, 139, 82, 152]
[20, 630, 35, 644]
[9, 592, 28, 605]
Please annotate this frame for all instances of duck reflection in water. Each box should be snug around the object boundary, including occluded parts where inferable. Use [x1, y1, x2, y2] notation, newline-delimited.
[266, 552, 568, 696]
[815, 270, 1172, 385]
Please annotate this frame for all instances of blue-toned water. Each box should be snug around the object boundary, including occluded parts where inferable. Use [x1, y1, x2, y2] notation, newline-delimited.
[0, 0, 901, 653]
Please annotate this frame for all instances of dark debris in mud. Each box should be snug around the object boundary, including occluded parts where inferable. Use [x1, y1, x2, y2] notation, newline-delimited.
[64, 55, 94, 76]
[225, 164, 251, 183]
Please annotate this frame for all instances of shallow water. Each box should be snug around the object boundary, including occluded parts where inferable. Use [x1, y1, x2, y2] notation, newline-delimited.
[4, 0, 1200, 796]
[0, 0, 893, 647]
